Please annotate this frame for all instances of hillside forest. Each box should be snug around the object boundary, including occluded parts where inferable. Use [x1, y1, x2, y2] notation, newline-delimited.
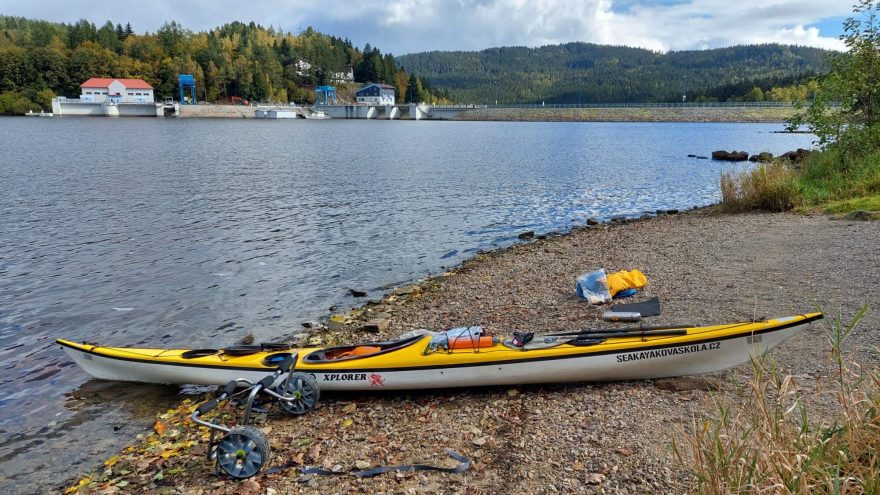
[396, 43, 830, 104]
[0, 16, 446, 113]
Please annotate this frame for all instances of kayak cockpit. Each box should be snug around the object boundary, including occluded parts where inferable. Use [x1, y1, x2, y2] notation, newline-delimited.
[303, 334, 426, 363]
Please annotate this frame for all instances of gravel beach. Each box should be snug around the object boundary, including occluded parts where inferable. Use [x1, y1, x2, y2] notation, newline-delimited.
[64, 211, 880, 495]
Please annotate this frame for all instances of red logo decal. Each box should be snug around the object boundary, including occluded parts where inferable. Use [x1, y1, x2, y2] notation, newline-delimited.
[369, 373, 385, 387]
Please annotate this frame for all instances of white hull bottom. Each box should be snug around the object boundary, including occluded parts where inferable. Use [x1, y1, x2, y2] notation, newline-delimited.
[62, 325, 800, 391]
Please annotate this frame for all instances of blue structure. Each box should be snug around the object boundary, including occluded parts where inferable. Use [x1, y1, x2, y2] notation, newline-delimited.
[315, 85, 336, 105]
[178, 74, 196, 104]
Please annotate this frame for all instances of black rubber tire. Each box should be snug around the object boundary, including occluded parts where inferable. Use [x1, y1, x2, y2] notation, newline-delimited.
[215, 425, 270, 479]
[276, 372, 320, 415]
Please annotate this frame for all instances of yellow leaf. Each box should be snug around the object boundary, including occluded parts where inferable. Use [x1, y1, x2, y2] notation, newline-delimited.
[154, 420, 168, 436]
[343, 418, 353, 428]
[104, 455, 120, 468]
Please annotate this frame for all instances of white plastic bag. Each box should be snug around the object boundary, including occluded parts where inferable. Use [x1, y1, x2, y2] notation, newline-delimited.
[576, 269, 612, 304]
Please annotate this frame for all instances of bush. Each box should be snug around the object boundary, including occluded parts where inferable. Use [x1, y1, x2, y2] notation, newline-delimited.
[675, 306, 880, 494]
[720, 161, 797, 211]
[0, 91, 40, 115]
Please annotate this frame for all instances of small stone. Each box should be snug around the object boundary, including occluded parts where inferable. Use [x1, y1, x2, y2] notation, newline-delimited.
[586, 217, 600, 226]
[586, 473, 607, 484]
[355, 460, 371, 470]
[518, 231, 535, 240]
[472, 436, 488, 446]
[327, 315, 348, 331]
[362, 318, 390, 332]
[349, 288, 368, 297]
[616, 447, 635, 457]
[394, 286, 414, 296]
[843, 210, 880, 221]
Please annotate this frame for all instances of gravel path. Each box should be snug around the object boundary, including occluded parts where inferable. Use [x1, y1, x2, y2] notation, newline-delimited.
[85, 211, 880, 495]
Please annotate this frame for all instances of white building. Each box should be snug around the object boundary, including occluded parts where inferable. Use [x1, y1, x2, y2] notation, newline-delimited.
[355, 83, 395, 105]
[295, 59, 312, 76]
[80, 78, 155, 104]
[331, 65, 354, 83]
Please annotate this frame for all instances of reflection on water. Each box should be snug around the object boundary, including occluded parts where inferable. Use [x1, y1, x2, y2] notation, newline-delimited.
[0, 118, 814, 492]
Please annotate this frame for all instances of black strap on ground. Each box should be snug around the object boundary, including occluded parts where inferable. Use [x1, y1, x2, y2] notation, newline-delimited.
[611, 297, 661, 317]
[263, 449, 470, 477]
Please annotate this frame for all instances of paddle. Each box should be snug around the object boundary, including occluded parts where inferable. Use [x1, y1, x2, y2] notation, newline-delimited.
[544, 323, 693, 337]
[509, 328, 688, 350]
[571, 328, 688, 339]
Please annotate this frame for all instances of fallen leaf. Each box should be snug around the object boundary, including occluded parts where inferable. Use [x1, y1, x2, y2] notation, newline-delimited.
[343, 418, 353, 428]
[342, 403, 357, 414]
[104, 456, 120, 468]
[507, 388, 520, 397]
[369, 433, 388, 444]
[308, 445, 322, 462]
[616, 447, 635, 457]
[153, 421, 167, 436]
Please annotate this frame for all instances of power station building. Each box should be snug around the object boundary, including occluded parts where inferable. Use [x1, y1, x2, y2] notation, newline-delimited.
[355, 83, 395, 105]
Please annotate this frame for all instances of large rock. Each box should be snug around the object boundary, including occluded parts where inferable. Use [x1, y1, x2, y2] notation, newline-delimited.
[780, 148, 811, 164]
[711, 150, 749, 161]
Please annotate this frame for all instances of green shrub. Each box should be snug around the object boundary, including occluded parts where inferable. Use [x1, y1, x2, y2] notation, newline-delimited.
[0, 91, 40, 115]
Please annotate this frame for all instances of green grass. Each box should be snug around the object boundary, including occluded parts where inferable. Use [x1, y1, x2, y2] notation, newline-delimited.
[794, 149, 880, 208]
[720, 148, 880, 214]
[824, 192, 880, 213]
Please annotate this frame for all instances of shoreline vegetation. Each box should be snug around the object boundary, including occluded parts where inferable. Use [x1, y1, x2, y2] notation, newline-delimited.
[60, 209, 880, 494]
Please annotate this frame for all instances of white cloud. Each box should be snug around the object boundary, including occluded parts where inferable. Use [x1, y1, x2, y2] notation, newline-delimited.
[0, 0, 850, 53]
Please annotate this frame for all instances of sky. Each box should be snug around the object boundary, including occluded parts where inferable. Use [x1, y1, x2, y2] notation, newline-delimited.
[0, 0, 851, 54]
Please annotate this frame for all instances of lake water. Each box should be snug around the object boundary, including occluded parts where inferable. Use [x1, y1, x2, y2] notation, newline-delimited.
[0, 118, 813, 492]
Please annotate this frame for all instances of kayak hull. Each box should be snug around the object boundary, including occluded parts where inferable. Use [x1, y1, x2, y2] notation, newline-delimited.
[58, 313, 821, 390]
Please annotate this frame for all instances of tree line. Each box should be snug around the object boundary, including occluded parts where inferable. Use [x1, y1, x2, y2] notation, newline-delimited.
[0, 16, 446, 113]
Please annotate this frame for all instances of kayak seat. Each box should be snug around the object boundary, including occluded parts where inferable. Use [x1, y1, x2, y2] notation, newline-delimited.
[303, 335, 425, 363]
[325, 345, 382, 360]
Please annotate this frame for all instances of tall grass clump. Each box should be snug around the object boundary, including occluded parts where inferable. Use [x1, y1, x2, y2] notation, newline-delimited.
[720, 161, 797, 212]
[674, 305, 880, 494]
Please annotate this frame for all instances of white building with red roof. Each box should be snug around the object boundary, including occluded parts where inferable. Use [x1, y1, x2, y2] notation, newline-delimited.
[80, 78, 154, 104]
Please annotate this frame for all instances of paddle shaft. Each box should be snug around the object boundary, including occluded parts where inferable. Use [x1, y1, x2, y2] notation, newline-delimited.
[547, 323, 693, 337]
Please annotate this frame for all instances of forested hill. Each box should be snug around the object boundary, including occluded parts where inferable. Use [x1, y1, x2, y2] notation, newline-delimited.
[0, 16, 445, 112]
[396, 43, 832, 104]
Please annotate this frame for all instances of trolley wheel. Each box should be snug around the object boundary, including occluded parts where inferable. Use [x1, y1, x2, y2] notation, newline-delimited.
[276, 372, 320, 415]
[215, 425, 270, 479]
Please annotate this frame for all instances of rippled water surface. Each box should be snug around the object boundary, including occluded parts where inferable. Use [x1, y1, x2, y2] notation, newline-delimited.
[0, 118, 813, 492]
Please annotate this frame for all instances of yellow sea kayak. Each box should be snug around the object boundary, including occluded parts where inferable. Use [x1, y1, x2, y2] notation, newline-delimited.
[58, 313, 822, 390]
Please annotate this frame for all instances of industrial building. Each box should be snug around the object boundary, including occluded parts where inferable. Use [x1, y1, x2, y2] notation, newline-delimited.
[355, 83, 396, 105]
[79, 78, 155, 104]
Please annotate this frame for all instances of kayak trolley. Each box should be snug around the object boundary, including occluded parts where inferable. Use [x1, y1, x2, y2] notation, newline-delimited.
[191, 354, 320, 479]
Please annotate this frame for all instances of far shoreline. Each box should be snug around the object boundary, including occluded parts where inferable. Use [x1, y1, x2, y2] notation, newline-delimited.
[172, 103, 798, 123]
